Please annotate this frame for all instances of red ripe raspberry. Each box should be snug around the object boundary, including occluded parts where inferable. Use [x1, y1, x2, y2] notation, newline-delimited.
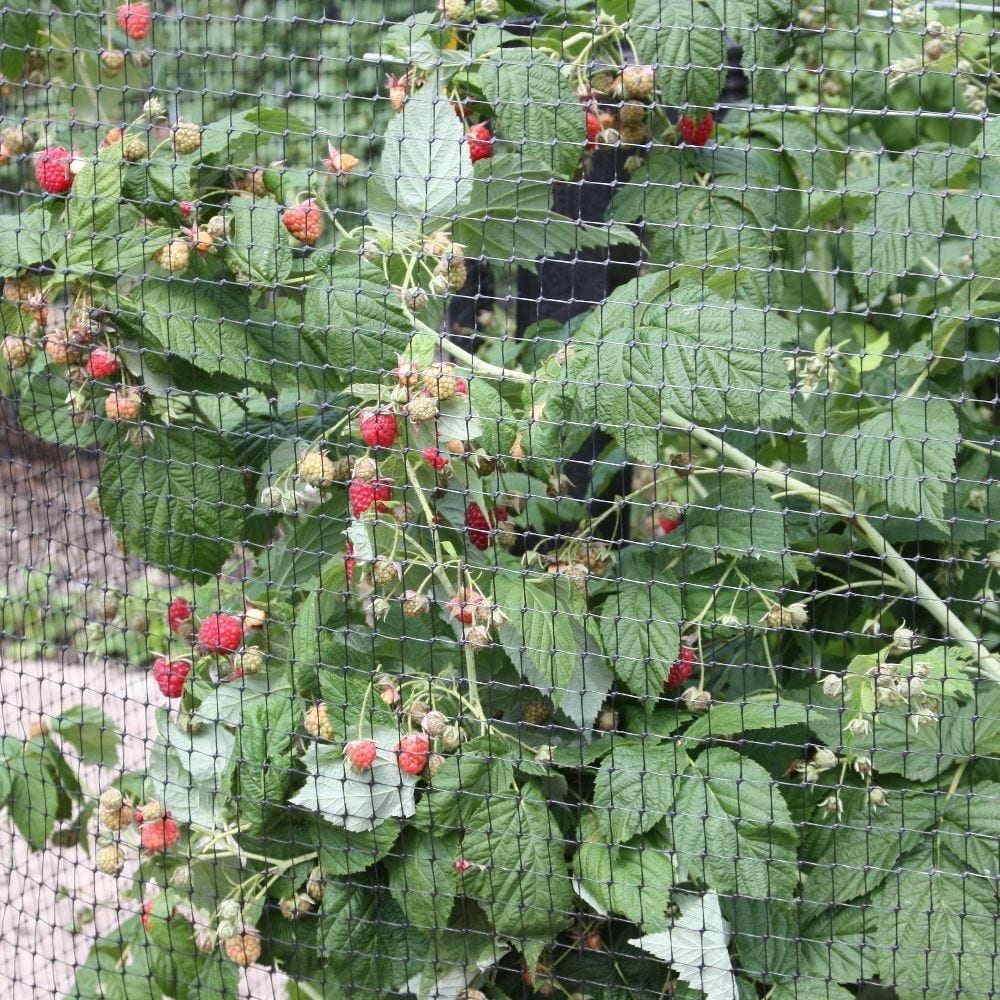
[358, 408, 397, 448]
[348, 479, 376, 517]
[167, 597, 191, 634]
[693, 112, 714, 145]
[454, 376, 467, 395]
[152, 656, 190, 698]
[344, 541, 355, 585]
[658, 514, 682, 534]
[464, 502, 492, 550]
[345, 738, 377, 771]
[422, 446, 448, 470]
[179, 200, 192, 217]
[374, 479, 392, 513]
[281, 198, 323, 245]
[84, 346, 119, 379]
[666, 646, 696, 689]
[395, 733, 429, 775]
[585, 111, 600, 151]
[116, 2, 151, 40]
[197, 612, 243, 653]
[34, 146, 73, 194]
[141, 899, 152, 932]
[141, 815, 180, 852]
[466, 123, 492, 163]
[678, 112, 713, 146]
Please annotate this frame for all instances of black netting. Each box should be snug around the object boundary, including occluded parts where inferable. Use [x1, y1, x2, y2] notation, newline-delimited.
[1, 1, 999, 998]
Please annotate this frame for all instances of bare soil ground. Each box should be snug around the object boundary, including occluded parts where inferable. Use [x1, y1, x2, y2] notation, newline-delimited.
[0, 415, 288, 998]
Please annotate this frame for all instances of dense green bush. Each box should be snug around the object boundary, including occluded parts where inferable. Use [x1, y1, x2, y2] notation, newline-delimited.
[1, 1, 999, 998]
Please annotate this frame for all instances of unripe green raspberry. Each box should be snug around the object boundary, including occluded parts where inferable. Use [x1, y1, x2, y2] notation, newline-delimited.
[101, 50, 125, 74]
[96, 842, 126, 875]
[303, 702, 333, 741]
[137, 799, 165, 823]
[622, 64, 655, 100]
[522, 699, 552, 725]
[155, 238, 190, 272]
[401, 590, 430, 617]
[172, 120, 201, 154]
[224, 930, 261, 966]
[2, 335, 33, 369]
[422, 363, 457, 400]
[373, 557, 401, 586]
[353, 455, 378, 482]
[447, 256, 467, 291]
[98, 788, 134, 831]
[297, 450, 337, 487]
[406, 394, 439, 424]
[123, 138, 147, 162]
[234, 646, 265, 676]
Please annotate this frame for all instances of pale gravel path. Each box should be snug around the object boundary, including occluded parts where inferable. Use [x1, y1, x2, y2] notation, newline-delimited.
[1, 441, 290, 999]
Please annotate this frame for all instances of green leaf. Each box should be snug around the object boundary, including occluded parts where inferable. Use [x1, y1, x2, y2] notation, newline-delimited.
[685, 478, 794, 574]
[453, 152, 637, 268]
[829, 397, 958, 521]
[939, 780, 1000, 875]
[867, 695, 981, 782]
[574, 285, 791, 460]
[412, 750, 515, 832]
[302, 258, 412, 385]
[98, 425, 247, 580]
[10, 743, 60, 851]
[0, 205, 62, 274]
[480, 50, 587, 179]
[0, 0, 36, 87]
[593, 741, 684, 845]
[796, 902, 868, 984]
[682, 700, 813, 744]
[233, 695, 295, 827]
[712, 0, 792, 106]
[801, 790, 929, 904]
[850, 176, 943, 300]
[771, 983, 854, 1000]
[224, 197, 294, 285]
[381, 81, 473, 220]
[319, 877, 415, 993]
[316, 819, 401, 877]
[51, 704, 120, 767]
[66, 146, 126, 257]
[458, 783, 574, 938]
[875, 865, 999, 1000]
[629, 0, 726, 110]
[673, 748, 798, 899]
[15, 369, 108, 450]
[495, 574, 589, 716]
[66, 932, 132, 1000]
[387, 826, 459, 932]
[600, 581, 682, 697]
[291, 729, 418, 832]
[135, 278, 275, 386]
[287, 590, 339, 697]
[575, 811, 674, 925]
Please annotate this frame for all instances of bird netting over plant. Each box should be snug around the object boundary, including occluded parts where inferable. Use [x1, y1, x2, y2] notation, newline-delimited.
[0, 0, 999, 997]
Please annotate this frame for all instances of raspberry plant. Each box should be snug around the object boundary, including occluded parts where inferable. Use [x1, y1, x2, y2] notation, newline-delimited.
[1, 1, 1000, 999]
